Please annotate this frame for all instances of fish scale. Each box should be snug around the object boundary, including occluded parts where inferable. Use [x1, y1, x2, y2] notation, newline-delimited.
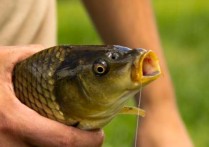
[12, 45, 160, 130]
[13, 46, 66, 123]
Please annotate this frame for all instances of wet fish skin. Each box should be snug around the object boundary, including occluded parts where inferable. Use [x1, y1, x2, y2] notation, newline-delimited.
[13, 45, 160, 130]
[13, 46, 67, 123]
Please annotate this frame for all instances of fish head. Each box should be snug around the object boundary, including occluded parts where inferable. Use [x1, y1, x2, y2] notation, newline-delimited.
[74, 45, 161, 101]
[54, 45, 161, 129]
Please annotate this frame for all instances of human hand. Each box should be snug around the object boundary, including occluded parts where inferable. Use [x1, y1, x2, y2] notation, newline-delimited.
[0, 45, 104, 147]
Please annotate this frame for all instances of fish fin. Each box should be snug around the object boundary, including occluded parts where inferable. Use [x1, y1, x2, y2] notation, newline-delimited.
[119, 106, 145, 117]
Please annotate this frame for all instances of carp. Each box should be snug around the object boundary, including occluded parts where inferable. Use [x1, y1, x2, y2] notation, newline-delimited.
[13, 45, 161, 130]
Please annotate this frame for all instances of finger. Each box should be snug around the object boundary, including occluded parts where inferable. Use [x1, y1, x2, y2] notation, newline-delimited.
[0, 45, 45, 85]
[0, 45, 44, 72]
[5, 45, 44, 63]
[10, 100, 104, 147]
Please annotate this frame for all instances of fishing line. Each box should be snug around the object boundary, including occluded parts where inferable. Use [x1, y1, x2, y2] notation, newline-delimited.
[134, 84, 142, 147]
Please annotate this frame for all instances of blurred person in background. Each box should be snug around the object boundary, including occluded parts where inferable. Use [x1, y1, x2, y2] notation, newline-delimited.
[0, 0, 193, 146]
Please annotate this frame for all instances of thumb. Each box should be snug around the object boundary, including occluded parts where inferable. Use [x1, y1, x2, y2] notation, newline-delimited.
[7, 45, 45, 63]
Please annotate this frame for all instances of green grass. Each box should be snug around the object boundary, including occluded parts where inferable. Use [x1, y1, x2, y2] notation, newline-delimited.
[57, 0, 209, 146]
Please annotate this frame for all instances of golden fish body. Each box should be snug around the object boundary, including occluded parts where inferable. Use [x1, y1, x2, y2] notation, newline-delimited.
[13, 45, 161, 130]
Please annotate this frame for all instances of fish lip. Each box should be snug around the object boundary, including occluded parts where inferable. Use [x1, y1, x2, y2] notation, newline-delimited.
[131, 49, 161, 85]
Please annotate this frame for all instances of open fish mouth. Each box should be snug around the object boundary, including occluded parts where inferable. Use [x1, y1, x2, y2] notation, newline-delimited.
[131, 49, 161, 85]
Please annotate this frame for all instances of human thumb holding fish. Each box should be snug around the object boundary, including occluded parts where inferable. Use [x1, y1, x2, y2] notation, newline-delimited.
[0, 45, 104, 147]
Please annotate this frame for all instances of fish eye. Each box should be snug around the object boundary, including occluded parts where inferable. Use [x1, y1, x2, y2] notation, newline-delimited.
[107, 52, 120, 60]
[93, 59, 108, 76]
[95, 65, 105, 74]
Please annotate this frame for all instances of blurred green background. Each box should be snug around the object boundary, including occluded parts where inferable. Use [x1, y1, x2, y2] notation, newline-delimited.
[57, 0, 209, 146]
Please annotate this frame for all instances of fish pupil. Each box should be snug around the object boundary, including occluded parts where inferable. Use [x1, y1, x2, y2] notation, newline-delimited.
[93, 59, 108, 76]
[97, 66, 104, 73]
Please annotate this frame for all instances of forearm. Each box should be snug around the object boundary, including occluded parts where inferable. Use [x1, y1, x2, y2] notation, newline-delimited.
[82, 0, 175, 106]
[82, 2, 193, 146]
